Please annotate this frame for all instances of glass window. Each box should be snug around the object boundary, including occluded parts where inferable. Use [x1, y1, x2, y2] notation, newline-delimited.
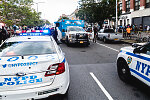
[134, 0, 140, 11]
[120, 3, 122, 13]
[146, 0, 150, 8]
[68, 26, 85, 32]
[104, 29, 115, 33]
[0, 41, 56, 57]
[126, 0, 130, 12]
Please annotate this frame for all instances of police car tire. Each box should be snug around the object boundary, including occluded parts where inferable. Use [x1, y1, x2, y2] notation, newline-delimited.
[61, 86, 69, 100]
[117, 59, 131, 83]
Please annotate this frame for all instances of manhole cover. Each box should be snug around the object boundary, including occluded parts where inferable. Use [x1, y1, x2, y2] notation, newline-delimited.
[81, 51, 86, 52]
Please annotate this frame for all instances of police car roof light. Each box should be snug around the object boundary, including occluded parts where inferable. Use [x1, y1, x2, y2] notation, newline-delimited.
[18, 30, 51, 36]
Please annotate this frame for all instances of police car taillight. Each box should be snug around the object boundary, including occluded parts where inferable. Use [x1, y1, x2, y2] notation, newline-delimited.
[45, 63, 65, 77]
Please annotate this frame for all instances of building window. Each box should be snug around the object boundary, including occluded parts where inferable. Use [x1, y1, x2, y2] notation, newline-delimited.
[146, 0, 150, 8]
[126, 0, 130, 12]
[134, 0, 140, 10]
[119, 3, 122, 14]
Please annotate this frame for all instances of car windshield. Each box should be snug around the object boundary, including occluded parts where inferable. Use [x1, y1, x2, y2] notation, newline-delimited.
[68, 27, 85, 32]
[104, 29, 115, 33]
[0, 41, 56, 57]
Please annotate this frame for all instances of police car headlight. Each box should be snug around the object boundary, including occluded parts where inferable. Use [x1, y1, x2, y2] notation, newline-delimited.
[69, 34, 75, 38]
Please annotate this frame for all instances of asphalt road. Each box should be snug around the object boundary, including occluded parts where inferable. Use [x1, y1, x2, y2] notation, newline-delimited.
[45, 40, 150, 100]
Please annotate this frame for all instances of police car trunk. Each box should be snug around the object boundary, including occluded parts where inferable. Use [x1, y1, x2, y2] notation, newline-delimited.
[0, 36, 62, 92]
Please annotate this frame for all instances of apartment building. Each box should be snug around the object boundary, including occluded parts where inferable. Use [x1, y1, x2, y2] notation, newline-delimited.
[118, 0, 150, 27]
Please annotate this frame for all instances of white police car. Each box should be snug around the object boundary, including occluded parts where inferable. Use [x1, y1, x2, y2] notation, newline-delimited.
[0, 33, 70, 100]
[117, 42, 150, 86]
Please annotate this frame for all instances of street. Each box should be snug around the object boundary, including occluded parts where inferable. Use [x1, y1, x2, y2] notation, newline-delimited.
[46, 40, 150, 100]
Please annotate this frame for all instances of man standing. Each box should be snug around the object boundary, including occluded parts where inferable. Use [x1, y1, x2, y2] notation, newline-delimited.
[93, 26, 98, 43]
[126, 26, 132, 39]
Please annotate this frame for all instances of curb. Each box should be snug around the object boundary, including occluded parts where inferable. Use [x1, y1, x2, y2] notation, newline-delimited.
[121, 40, 135, 45]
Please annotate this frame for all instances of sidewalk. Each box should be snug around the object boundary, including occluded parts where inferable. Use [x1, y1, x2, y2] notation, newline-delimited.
[121, 32, 150, 44]
[121, 39, 137, 44]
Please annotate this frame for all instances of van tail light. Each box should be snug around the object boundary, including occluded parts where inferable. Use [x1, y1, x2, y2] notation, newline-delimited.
[108, 34, 110, 38]
[45, 63, 65, 77]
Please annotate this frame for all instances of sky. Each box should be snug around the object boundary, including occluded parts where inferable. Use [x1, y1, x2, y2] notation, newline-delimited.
[32, 0, 79, 23]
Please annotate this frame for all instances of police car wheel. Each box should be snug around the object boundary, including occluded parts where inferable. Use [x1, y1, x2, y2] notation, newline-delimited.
[117, 59, 131, 83]
[60, 86, 69, 100]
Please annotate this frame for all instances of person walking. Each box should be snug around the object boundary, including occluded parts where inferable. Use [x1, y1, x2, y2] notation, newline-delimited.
[93, 26, 98, 43]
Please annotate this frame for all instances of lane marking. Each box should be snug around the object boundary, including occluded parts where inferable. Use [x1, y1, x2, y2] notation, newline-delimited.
[96, 42, 119, 52]
[90, 72, 114, 100]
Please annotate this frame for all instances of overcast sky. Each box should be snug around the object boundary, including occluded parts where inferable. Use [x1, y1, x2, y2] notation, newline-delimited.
[32, 0, 79, 23]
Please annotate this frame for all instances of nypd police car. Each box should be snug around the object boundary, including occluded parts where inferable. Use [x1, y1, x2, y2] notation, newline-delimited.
[117, 42, 150, 86]
[0, 33, 70, 100]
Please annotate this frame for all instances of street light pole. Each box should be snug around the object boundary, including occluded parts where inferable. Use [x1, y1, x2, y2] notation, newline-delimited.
[34, 2, 45, 13]
[116, 0, 118, 32]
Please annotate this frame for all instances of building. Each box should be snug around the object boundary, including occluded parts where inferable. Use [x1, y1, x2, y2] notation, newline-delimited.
[68, 9, 79, 20]
[79, 0, 101, 5]
[118, 0, 150, 27]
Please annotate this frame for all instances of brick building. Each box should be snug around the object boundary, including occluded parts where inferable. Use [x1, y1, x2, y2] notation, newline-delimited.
[118, 0, 150, 27]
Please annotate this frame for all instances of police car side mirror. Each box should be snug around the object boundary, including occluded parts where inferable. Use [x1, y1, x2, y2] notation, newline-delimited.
[133, 48, 140, 54]
[63, 52, 65, 56]
[133, 47, 147, 54]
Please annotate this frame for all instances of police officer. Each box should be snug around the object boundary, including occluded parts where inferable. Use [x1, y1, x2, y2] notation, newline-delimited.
[1, 26, 7, 42]
[53, 27, 58, 42]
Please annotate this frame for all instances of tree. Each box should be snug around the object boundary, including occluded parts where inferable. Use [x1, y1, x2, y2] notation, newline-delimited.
[0, 0, 45, 26]
[77, 0, 118, 27]
[57, 16, 69, 21]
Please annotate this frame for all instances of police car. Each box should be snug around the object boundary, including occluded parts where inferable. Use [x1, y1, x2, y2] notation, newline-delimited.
[117, 42, 150, 86]
[0, 32, 70, 100]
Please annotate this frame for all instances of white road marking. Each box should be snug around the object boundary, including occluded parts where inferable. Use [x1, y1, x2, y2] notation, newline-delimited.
[96, 42, 119, 52]
[90, 72, 114, 100]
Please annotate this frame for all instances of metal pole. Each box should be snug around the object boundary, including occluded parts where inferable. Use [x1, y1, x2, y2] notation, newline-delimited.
[36, 3, 38, 13]
[116, 0, 118, 32]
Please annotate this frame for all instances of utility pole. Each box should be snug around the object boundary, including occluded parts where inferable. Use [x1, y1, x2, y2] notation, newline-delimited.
[35, 2, 45, 13]
[116, 0, 118, 32]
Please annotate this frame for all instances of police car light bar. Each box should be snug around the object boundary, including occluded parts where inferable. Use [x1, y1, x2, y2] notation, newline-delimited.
[18, 30, 51, 36]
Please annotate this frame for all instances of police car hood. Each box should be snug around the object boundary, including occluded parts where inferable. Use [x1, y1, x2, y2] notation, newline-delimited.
[0, 54, 61, 91]
[121, 46, 134, 53]
[0, 54, 60, 75]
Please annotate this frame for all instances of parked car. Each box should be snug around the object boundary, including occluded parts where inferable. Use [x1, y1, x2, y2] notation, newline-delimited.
[98, 29, 123, 43]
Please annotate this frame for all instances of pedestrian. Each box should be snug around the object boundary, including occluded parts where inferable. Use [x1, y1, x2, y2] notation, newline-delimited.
[138, 24, 143, 37]
[123, 26, 127, 38]
[53, 27, 58, 42]
[126, 26, 132, 39]
[135, 25, 138, 35]
[0, 28, 3, 44]
[93, 26, 98, 43]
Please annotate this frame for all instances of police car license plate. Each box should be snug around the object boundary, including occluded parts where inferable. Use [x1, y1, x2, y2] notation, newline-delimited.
[80, 41, 83, 43]
[114, 38, 118, 40]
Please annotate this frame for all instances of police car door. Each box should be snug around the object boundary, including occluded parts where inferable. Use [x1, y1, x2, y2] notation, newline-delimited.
[131, 43, 150, 86]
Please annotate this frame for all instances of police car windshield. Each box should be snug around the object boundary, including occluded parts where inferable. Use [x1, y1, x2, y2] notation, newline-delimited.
[0, 41, 56, 57]
[68, 27, 85, 32]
